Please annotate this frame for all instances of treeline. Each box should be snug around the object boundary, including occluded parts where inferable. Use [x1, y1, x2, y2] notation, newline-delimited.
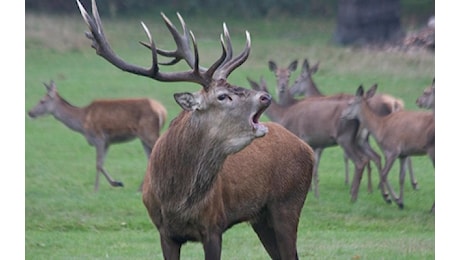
[25, 0, 433, 22]
[25, 0, 339, 18]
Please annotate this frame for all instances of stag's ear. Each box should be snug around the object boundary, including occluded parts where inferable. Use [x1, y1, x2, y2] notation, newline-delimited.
[174, 92, 201, 111]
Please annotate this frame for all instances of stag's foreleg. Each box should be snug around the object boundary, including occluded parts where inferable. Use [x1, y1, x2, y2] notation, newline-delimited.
[160, 235, 182, 260]
[202, 233, 223, 260]
[94, 141, 123, 191]
[252, 211, 282, 259]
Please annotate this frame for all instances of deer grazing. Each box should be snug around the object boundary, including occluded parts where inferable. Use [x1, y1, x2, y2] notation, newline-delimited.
[28, 80, 167, 191]
[288, 58, 419, 192]
[341, 85, 435, 211]
[78, 0, 314, 259]
[248, 77, 372, 201]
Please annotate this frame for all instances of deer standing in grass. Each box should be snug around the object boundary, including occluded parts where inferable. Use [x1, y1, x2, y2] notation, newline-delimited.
[28, 80, 167, 191]
[78, 0, 314, 259]
[268, 59, 298, 106]
[416, 78, 435, 111]
[341, 85, 435, 211]
[248, 77, 371, 201]
[289, 58, 419, 193]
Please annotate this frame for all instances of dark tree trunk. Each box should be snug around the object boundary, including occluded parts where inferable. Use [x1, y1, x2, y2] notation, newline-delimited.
[334, 0, 403, 45]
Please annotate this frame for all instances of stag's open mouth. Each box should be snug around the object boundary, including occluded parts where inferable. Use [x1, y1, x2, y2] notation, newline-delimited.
[251, 96, 271, 137]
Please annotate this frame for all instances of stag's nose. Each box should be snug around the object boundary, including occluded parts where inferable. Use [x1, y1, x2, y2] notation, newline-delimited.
[259, 93, 272, 106]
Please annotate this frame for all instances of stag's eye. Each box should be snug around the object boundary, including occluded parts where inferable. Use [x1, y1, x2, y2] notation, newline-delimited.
[217, 94, 232, 101]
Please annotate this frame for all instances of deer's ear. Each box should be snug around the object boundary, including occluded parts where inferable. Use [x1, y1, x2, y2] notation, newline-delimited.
[288, 60, 298, 72]
[174, 92, 201, 111]
[268, 60, 277, 72]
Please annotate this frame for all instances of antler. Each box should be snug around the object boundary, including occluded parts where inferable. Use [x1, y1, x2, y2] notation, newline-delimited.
[76, 0, 251, 91]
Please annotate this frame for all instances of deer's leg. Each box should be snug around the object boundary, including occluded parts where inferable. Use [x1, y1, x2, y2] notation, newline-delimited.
[94, 141, 123, 190]
[344, 153, 350, 186]
[406, 157, 418, 190]
[270, 206, 300, 260]
[395, 157, 408, 209]
[349, 157, 367, 202]
[137, 141, 153, 192]
[160, 235, 182, 260]
[203, 233, 222, 260]
[359, 134, 382, 193]
[366, 162, 373, 193]
[312, 148, 323, 198]
[380, 153, 398, 204]
[338, 139, 367, 202]
[251, 215, 281, 260]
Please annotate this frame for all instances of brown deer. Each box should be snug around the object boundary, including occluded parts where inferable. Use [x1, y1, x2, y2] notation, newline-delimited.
[248, 77, 371, 201]
[28, 80, 167, 192]
[268, 59, 298, 106]
[341, 85, 435, 211]
[416, 78, 435, 111]
[288, 58, 418, 192]
[77, 0, 314, 259]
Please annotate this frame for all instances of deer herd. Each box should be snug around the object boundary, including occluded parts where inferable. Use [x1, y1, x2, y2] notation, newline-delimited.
[27, 0, 435, 258]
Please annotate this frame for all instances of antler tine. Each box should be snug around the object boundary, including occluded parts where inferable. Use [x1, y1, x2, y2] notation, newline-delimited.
[77, 0, 250, 89]
[78, 0, 213, 86]
[155, 13, 196, 68]
[77, 0, 156, 78]
[212, 24, 251, 81]
[221, 23, 234, 65]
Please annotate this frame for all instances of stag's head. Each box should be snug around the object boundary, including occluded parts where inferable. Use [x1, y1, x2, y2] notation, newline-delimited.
[28, 81, 59, 118]
[77, 0, 271, 151]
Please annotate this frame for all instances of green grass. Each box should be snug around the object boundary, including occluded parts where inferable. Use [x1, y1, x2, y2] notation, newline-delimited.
[25, 12, 435, 259]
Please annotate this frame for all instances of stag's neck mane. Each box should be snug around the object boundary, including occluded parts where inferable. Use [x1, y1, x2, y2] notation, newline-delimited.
[53, 95, 86, 134]
[151, 111, 230, 212]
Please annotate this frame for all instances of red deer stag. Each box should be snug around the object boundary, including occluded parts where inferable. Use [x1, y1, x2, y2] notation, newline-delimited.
[77, 0, 314, 259]
[268, 59, 298, 106]
[341, 85, 435, 211]
[28, 80, 167, 192]
[289, 58, 418, 192]
[248, 77, 371, 201]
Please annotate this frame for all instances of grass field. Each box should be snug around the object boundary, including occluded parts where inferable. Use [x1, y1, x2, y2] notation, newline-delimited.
[24, 10, 436, 260]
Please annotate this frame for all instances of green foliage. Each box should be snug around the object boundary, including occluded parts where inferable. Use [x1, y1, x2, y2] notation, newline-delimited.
[25, 12, 434, 259]
[25, 0, 434, 21]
